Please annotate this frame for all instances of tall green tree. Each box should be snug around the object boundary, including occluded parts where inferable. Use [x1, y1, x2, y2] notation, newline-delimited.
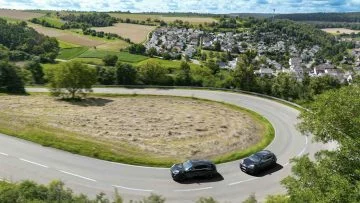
[281, 86, 360, 203]
[103, 55, 118, 66]
[116, 62, 137, 85]
[138, 61, 168, 85]
[45, 61, 97, 99]
[25, 60, 45, 84]
[175, 61, 192, 86]
[0, 61, 25, 94]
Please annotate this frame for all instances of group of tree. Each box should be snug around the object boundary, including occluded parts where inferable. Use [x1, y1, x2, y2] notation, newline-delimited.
[82, 28, 132, 43]
[0, 19, 59, 62]
[60, 12, 118, 27]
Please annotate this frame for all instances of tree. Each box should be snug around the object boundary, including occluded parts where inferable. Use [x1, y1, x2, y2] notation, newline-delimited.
[175, 61, 192, 86]
[0, 61, 25, 93]
[214, 41, 221, 51]
[147, 47, 157, 57]
[116, 62, 137, 85]
[103, 55, 118, 66]
[25, 60, 45, 84]
[138, 61, 169, 85]
[206, 59, 220, 75]
[130, 193, 165, 203]
[271, 73, 301, 100]
[280, 86, 360, 203]
[45, 61, 97, 99]
[96, 66, 116, 85]
[196, 197, 218, 203]
[128, 44, 146, 55]
[232, 54, 257, 91]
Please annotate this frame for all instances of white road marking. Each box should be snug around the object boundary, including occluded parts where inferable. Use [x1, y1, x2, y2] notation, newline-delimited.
[19, 158, 48, 168]
[112, 185, 153, 192]
[228, 177, 258, 186]
[174, 186, 213, 192]
[106, 160, 168, 170]
[0, 152, 8, 156]
[297, 136, 308, 157]
[59, 170, 96, 182]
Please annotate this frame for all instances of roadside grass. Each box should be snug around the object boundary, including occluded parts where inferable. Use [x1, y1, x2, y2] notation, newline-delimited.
[57, 47, 89, 60]
[0, 93, 274, 167]
[78, 49, 149, 63]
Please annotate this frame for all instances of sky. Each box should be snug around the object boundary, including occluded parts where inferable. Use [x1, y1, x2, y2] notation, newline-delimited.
[1, 0, 360, 14]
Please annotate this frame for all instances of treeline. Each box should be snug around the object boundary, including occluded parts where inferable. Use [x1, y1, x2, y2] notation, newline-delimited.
[61, 12, 118, 27]
[82, 28, 132, 43]
[0, 19, 59, 62]
[313, 22, 360, 30]
[97, 51, 345, 104]
[275, 12, 360, 22]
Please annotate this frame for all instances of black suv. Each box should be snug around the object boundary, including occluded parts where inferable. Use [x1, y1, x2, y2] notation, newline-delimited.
[170, 160, 217, 181]
[240, 150, 277, 175]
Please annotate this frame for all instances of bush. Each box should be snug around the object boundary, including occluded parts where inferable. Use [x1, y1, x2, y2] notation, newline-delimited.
[103, 54, 118, 66]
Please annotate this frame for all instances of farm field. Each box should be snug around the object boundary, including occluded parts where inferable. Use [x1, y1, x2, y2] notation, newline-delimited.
[322, 28, 360, 34]
[57, 47, 89, 60]
[37, 16, 65, 28]
[78, 49, 149, 63]
[28, 23, 129, 49]
[0, 9, 44, 20]
[93, 23, 156, 43]
[109, 13, 216, 24]
[0, 94, 267, 166]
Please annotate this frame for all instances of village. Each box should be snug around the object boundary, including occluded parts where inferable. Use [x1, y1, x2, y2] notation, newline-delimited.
[146, 27, 360, 83]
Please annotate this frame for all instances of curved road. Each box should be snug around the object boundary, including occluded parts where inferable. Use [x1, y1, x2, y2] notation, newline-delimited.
[0, 88, 326, 202]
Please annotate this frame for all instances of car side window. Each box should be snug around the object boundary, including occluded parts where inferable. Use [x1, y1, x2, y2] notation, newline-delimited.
[194, 165, 208, 170]
[263, 155, 272, 161]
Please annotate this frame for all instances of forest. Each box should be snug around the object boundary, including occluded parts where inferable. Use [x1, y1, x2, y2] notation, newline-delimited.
[275, 12, 360, 22]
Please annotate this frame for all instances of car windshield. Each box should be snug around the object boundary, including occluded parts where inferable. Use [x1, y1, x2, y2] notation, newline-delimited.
[183, 160, 192, 171]
[249, 154, 261, 162]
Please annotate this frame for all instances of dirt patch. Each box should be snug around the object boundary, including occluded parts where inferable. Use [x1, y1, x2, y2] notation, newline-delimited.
[0, 95, 264, 160]
[0, 9, 44, 20]
[93, 23, 156, 43]
[322, 28, 360, 34]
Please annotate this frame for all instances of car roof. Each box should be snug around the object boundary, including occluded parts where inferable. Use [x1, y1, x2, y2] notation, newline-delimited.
[255, 150, 273, 157]
[187, 159, 214, 166]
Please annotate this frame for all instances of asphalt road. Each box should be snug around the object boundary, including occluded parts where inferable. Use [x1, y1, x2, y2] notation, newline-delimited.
[0, 88, 328, 202]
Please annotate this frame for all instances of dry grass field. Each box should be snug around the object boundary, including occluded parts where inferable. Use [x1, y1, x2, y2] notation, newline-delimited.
[93, 23, 156, 43]
[0, 9, 44, 20]
[0, 95, 264, 162]
[322, 28, 360, 34]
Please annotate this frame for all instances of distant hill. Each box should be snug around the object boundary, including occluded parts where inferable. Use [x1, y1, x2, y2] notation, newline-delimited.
[275, 12, 360, 23]
[229, 13, 274, 18]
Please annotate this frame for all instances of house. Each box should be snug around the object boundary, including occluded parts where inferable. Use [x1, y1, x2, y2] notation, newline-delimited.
[313, 63, 335, 75]
[254, 67, 274, 77]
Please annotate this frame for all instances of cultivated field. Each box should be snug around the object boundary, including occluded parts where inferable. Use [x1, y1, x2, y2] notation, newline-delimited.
[29, 24, 129, 50]
[322, 28, 360, 34]
[29, 24, 104, 46]
[0, 94, 268, 166]
[0, 9, 44, 20]
[93, 23, 156, 43]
